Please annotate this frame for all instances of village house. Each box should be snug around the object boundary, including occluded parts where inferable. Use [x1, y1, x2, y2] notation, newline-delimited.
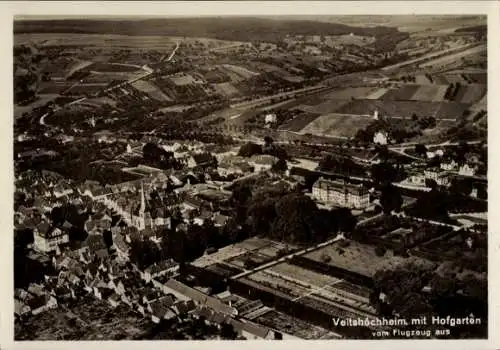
[440, 159, 458, 171]
[113, 232, 131, 260]
[52, 184, 74, 198]
[312, 178, 370, 209]
[373, 131, 388, 145]
[108, 293, 122, 308]
[26, 294, 58, 315]
[213, 213, 230, 227]
[15, 299, 32, 318]
[424, 168, 451, 186]
[149, 296, 177, 323]
[248, 154, 278, 172]
[171, 299, 196, 317]
[163, 279, 238, 317]
[228, 318, 275, 340]
[143, 259, 179, 283]
[187, 153, 217, 169]
[33, 222, 69, 253]
[459, 163, 476, 176]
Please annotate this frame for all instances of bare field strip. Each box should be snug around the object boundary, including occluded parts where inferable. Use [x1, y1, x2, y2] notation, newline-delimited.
[468, 73, 487, 84]
[296, 100, 351, 115]
[442, 74, 466, 84]
[169, 74, 197, 86]
[279, 113, 321, 132]
[213, 82, 240, 97]
[299, 113, 373, 138]
[15, 33, 178, 49]
[380, 85, 420, 100]
[335, 99, 470, 119]
[470, 95, 487, 112]
[365, 88, 389, 100]
[131, 80, 172, 101]
[322, 87, 375, 100]
[456, 84, 487, 104]
[415, 75, 433, 85]
[410, 85, 448, 102]
[221, 64, 260, 79]
[218, 67, 246, 83]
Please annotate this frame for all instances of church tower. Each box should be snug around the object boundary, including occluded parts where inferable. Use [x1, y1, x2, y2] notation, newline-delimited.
[138, 181, 146, 230]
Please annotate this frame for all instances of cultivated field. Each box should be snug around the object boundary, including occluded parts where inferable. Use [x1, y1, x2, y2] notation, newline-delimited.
[419, 44, 487, 68]
[169, 73, 199, 86]
[221, 64, 260, 79]
[299, 113, 374, 138]
[324, 34, 376, 47]
[88, 62, 142, 73]
[14, 94, 58, 118]
[295, 100, 351, 115]
[470, 95, 487, 112]
[380, 85, 420, 100]
[335, 99, 469, 119]
[15, 33, 178, 50]
[278, 112, 321, 132]
[213, 82, 240, 97]
[268, 262, 343, 288]
[131, 80, 172, 101]
[305, 240, 436, 278]
[321, 87, 376, 100]
[410, 85, 448, 102]
[365, 88, 390, 100]
[454, 84, 487, 104]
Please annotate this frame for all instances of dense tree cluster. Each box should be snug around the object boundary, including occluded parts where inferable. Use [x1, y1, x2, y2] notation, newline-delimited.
[142, 142, 182, 170]
[318, 154, 366, 177]
[354, 117, 436, 145]
[371, 263, 487, 338]
[230, 184, 357, 245]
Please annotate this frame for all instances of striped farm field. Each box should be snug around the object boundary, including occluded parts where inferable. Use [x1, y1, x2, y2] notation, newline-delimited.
[380, 85, 420, 100]
[415, 75, 433, 85]
[213, 82, 240, 97]
[335, 99, 470, 119]
[410, 85, 448, 102]
[131, 80, 172, 101]
[365, 88, 390, 100]
[467, 73, 487, 84]
[299, 113, 374, 138]
[221, 64, 260, 79]
[322, 87, 376, 100]
[470, 95, 487, 112]
[433, 75, 449, 85]
[441, 74, 466, 84]
[454, 84, 486, 104]
[278, 112, 321, 132]
[295, 99, 351, 114]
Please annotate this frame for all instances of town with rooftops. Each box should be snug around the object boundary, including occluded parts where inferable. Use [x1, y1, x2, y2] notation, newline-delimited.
[13, 14, 487, 340]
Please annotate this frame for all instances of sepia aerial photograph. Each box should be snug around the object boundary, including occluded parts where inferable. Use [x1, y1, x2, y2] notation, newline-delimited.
[12, 12, 488, 341]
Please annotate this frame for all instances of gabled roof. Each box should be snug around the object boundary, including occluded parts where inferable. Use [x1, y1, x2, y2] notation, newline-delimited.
[229, 319, 270, 339]
[36, 221, 50, 235]
[191, 153, 216, 165]
[165, 279, 237, 316]
[26, 295, 48, 310]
